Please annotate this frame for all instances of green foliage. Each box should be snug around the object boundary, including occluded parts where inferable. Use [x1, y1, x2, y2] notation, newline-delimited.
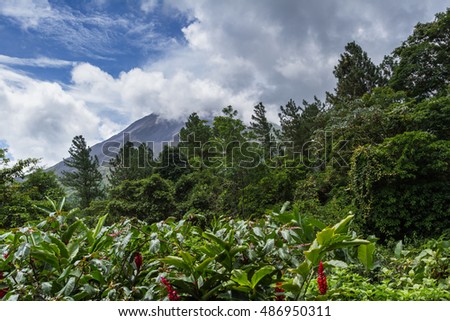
[350, 131, 450, 240]
[108, 174, 176, 223]
[61, 135, 103, 208]
[389, 9, 450, 99]
[107, 141, 153, 187]
[327, 41, 382, 104]
[327, 238, 450, 300]
[0, 202, 370, 301]
[0, 151, 64, 228]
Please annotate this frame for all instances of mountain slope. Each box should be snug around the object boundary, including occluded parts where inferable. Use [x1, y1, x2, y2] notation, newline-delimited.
[49, 114, 183, 176]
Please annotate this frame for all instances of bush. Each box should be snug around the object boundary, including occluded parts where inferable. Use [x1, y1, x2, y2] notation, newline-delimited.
[350, 131, 450, 241]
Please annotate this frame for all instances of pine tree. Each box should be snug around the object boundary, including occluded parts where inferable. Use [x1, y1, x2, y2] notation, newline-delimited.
[108, 141, 153, 186]
[327, 41, 381, 105]
[61, 135, 103, 208]
[250, 102, 276, 158]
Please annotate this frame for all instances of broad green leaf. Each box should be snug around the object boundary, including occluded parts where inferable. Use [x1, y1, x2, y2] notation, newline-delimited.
[62, 220, 82, 244]
[195, 257, 214, 273]
[252, 227, 264, 237]
[93, 214, 108, 239]
[394, 240, 403, 259]
[231, 269, 251, 287]
[326, 260, 348, 269]
[358, 243, 376, 271]
[251, 266, 275, 288]
[149, 239, 160, 254]
[291, 261, 310, 279]
[57, 197, 66, 212]
[202, 232, 229, 251]
[316, 228, 334, 247]
[160, 256, 190, 271]
[49, 235, 69, 259]
[304, 247, 320, 265]
[31, 249, 60, 271]
[332, 215, 354, 234]
[327, 239, 370, 250]
[262, 239, 275, 254]
[64, 277, 76, 296]
[180, 251, 195, 268]
[14, 243, 31, 261]
[230, 245, 247, 256]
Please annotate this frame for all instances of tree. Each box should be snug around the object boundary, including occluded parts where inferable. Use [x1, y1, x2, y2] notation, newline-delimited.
[389, 9, 450, 99]
[350, 131, 450, 240]
[0, 148, 39, 228]
[327, 41, 381, 104]
[279, 98, 323, 156]
[108, 174, 176, 222]
[20, 168, 65, 201]
[61, 135, 103, 208]
[179, 112, 212, 163]
[249, 102, 277, 159]
[108, 141, 153, 187]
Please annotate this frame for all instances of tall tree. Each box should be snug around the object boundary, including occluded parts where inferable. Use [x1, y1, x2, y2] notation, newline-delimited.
[327, 41, 381, 105]
[179, 112, 212, 164]
[279, 98, 323, 155]
[250, 102, 276, 159]
[389, 9, 450, 99]
[61, 135, 103, 208]
[108, 141, 153, 187]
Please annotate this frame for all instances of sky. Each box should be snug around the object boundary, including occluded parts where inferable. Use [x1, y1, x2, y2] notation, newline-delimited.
[0, 0, 448, 166]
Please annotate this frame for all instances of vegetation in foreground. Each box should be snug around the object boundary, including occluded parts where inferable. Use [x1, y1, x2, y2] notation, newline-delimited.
[1, 199, 448, 301]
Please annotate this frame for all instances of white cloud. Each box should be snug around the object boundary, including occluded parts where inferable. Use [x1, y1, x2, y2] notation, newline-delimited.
[1, 0, 449, 166]
[0, 66, 103, 166]
[140, 0, 159, 13]
[0, 54, 75, 68]
[0, 0, 52, 28]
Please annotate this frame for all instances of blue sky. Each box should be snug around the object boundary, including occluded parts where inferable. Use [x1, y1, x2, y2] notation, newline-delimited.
[0, 0, 448, 166]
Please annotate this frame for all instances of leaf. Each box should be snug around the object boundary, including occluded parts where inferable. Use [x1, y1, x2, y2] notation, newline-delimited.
[62, 220, 82, 244]
[326, 260, 348, 269]
[332, 215, 354, 234]
[316, 228, 334, 247]
[358, 243, 376, 271]
[252, 227, 264, 238]
[251, 266, 275, 288]
[64, 277, 76, 296]
[231, 269, 251, 287]
[48, 235, 69, 259]
[31, 249, 60, 271]
[202, 232, 230, 251]
[291, 261, 310, 279]
[195, 257, 214, 273]
[160, 256, 190, 271]
[149, 239, 160, 254]
[304, 247, 320, 266]
[93, 214, 108, 239]
[57, 197, 66, 212]
[180, 251, 195, 268]
[14, 243, 31, 261]
[394, 240, 403, 259]
[262, 239, 275, 254]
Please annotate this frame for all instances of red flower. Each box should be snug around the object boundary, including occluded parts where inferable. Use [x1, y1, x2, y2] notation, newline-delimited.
[0, 271, 3, 280]
[0, 288, 7, 300]
[275, 282, 285, 301]
[161, 277, 180, 301]
[134, 252, 143, 272]
[3, 253, 8, 260]
[317, 261, 328, 295]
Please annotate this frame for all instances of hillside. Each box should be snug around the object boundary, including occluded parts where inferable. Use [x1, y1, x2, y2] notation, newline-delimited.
[48, 114, 184, 176]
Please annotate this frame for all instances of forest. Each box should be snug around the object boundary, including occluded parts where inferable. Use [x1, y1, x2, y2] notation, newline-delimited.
[0, 9, 449, 301]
